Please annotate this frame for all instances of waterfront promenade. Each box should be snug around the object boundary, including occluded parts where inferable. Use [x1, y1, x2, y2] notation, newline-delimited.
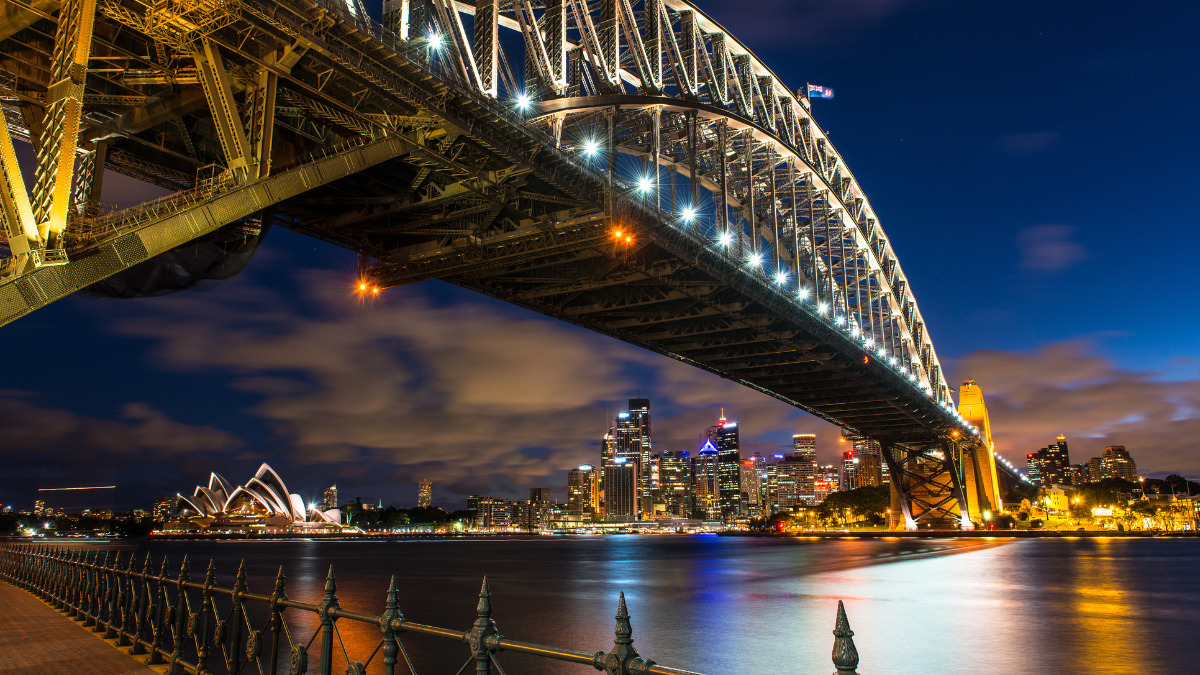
[0, 582, 158, 675]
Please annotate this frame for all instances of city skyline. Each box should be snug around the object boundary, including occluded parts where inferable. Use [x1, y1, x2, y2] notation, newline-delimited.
[2, 1, 1198, 512]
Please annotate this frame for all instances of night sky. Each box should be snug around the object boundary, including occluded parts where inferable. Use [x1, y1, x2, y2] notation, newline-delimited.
[2, 1, 1198, 512]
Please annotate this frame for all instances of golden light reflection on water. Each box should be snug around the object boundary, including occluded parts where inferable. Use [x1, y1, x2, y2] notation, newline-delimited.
[66, 536, 1200, 675]
[1065, 540, 1147, 674]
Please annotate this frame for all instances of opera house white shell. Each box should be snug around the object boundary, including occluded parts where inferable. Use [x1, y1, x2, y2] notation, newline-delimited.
[175, 463, 342, 526]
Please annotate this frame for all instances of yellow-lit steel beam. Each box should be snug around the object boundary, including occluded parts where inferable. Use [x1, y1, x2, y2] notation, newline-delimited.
[194, 38, 254, 184]
[0, 107, 38, 274]
[251, 68, 277, 179]
[29, 0, 98, 256]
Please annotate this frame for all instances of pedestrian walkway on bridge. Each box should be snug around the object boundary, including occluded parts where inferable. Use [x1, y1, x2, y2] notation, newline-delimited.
[0, 581, 160, 675]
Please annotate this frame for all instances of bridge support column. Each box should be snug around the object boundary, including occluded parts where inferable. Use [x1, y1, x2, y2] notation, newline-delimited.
[883, 438, 973, 530]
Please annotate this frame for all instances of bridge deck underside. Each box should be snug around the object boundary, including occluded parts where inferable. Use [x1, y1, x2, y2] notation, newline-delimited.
[285, 165, 948, 442]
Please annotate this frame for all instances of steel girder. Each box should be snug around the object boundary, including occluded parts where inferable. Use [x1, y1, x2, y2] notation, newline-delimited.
[0, 0, 987, 523]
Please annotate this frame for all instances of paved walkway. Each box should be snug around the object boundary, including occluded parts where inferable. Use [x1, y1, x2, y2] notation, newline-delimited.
[0, 582, 161, 675]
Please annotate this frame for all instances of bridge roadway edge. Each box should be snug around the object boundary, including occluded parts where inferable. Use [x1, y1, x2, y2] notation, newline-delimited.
[0, 580, 165, 675]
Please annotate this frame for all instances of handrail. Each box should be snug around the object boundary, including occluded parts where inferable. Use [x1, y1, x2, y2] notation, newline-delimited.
[0, 542, 862, 674]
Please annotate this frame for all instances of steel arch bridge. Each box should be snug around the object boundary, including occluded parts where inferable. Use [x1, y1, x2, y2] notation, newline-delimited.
[0, 0, 1008, 528]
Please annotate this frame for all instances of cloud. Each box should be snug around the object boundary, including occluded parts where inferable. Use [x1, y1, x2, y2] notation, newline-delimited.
[1017, 225, 1087, 272]
[93, 270, 826, 505]
[0, 393, 241, 502]
[996, 131, 1060, 155]
[946, 341, 1200, 477]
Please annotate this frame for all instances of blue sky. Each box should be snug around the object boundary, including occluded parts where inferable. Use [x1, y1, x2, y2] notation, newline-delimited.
[2, 1, 1198, 512]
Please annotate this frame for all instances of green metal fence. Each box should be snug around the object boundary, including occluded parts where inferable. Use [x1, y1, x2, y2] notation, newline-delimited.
[0, 543, 860, 674]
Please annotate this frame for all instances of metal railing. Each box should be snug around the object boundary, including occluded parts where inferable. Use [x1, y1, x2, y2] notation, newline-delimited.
[0, 543, 860, 674]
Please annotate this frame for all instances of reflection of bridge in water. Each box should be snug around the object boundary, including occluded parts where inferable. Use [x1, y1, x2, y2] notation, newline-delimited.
[0, 0, 1020, 528]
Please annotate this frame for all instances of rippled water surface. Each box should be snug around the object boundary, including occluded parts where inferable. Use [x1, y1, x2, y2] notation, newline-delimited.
[80, 536, 1200, 674]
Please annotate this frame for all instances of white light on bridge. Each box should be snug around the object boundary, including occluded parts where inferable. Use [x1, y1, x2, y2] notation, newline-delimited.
[850, 326, 860, 337]
[427, 32, 444, 50]
[818, 302, 829, 315]
[680, 206, 696, 223]
[637, 175, 654, 193]
[835, 315, 846, 326]
[718, 230, 734, 246]
[797, 287, 810, 300]
[864, 338, 874, 348]
[515, 92, 532, 110]
[748, 252, 763, 267]
[582, 138, 600, 157]
[774, 270, 788, 284]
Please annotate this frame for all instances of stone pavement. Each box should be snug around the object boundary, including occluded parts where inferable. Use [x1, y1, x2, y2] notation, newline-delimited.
[0, 582, 161, 675]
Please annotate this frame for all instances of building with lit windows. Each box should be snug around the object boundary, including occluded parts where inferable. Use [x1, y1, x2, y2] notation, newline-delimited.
[792, 434, 818, 504]
[417, 479, 432, 508]
[840, 450, 860, 492]
[322, 484, 339, 511]
[740, 458, 762, 518]
[603, 459, 638, 522]
[1102, 445, 1138, 482]
[714, 413, 742, 521]
[567, 465, 600, 518]
[152, 497, 175, 522]
[1028, 435, 1071, 486]
[817, 465, 839, 496]
[658, 451, 692, 518]
[693, 440, 719, 520]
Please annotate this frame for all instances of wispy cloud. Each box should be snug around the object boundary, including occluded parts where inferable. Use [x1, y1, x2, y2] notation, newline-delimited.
[947, 341, 1200, 476]
[90, 271, 826, 504]
[1017, 225, 1088, 272]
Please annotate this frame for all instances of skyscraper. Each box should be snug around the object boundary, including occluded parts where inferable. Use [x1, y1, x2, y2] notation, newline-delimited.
[714, 414, 742, 521]
[792, 434, 818, 504]
[33, 500, 44, 517]
[628, 398, 654, 499]
[417, 480, 431, 508]
[693, 440, 719, 520]
[658, 451, 692, 518]
[818, 464, 840, 495]
[840, 449, 860, 492]
[603, 459, 638, 522]
[850, 435, 888, 485]
[740, 458, 762, 518]
[567, 465, 601, 518]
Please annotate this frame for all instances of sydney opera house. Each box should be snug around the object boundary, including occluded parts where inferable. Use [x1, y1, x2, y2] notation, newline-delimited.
[166, 463, 348, 534]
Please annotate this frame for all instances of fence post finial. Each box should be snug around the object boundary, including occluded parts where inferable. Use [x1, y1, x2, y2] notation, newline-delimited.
[832, 600, 859, 674]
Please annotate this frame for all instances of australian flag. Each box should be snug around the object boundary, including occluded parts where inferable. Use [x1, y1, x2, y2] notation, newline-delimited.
[807, 84, 835, 99]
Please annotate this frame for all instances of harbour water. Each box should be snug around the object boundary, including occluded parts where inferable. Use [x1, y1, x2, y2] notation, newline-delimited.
[65, 535, 1200, 674]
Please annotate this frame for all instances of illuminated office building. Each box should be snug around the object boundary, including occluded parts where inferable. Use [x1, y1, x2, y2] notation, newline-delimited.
[416, 480, 431, 508]
[603, 459, 638, 522]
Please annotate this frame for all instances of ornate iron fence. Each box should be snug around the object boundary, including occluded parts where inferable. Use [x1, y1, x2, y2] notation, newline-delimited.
[0, 543, 861, 674]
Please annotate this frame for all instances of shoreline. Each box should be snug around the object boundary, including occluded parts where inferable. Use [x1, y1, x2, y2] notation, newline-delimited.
[724, 529, 1200, 538]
